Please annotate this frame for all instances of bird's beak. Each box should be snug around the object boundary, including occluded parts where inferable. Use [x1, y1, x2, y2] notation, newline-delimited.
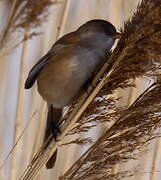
[113, 32, 121, 39]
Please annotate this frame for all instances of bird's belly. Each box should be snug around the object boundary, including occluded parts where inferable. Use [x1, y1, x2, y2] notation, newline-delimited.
[37, 59, 84, 108]
[37, 79, 81, 108]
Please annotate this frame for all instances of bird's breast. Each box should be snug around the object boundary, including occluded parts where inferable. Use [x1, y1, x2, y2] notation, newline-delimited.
[37, 55, 83, 107]
[37, 47, 105, 108]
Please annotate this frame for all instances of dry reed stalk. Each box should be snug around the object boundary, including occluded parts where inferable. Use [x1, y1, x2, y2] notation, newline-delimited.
[19, 52, 115, 179]
[0, 1, 57, 177]
[149, 132, 161, 180]
[29, 0, 69, 164]
[10, 28, 30, 180]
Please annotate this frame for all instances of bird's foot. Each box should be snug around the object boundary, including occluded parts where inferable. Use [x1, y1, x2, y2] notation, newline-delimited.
[51, 122, 61, 141]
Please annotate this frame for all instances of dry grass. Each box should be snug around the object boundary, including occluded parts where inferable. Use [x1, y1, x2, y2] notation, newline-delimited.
[0, 0, 57, 55]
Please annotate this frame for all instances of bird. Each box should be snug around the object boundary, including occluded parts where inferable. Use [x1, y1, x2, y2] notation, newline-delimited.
[25, 19, 121, 169]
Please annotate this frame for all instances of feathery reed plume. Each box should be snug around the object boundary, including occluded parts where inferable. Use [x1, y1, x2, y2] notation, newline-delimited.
[20, 0, 161, 179]
[0, 0, 56, 55]
[62, 82, 161, 179]
[68, 0, 161, 138]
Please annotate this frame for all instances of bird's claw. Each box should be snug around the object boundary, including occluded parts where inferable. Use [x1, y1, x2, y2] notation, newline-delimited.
[51, 122, 61, 141]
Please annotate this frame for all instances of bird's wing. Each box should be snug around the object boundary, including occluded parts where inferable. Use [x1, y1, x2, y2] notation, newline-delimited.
[24, 44, 64, 89]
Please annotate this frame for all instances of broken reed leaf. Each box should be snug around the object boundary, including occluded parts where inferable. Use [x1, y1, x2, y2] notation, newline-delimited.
[62, 82, 161, 179]
[0, 0, 57, 52]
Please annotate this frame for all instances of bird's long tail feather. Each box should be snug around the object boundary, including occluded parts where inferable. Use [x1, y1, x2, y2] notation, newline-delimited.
[43, 105, 62, 169]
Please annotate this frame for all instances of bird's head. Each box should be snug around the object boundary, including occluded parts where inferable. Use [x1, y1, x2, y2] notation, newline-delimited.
[76, 19, 121, 50]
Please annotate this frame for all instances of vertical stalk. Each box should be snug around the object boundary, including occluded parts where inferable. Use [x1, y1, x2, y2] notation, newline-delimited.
[10, 28, 29, 180]
[30, 0, 71, 178]
[150, 135, 161, 180]
[0, 0, 19, 49]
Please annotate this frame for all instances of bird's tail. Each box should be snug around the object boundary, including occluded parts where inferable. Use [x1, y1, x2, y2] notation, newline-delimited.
[42, 105, 62, 169]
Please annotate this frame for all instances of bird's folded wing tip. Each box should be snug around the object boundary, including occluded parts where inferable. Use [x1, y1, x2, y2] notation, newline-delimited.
[24, 77, 32, 89]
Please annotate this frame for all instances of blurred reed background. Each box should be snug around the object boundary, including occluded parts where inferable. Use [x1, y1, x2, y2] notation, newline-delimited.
[0, 0, 161, 180]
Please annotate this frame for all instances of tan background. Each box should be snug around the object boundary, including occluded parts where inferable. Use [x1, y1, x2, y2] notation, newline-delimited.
[0, 0, 161, 179]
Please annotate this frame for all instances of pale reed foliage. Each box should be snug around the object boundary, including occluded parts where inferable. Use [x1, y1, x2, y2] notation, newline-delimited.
[0, 0, 56, 55]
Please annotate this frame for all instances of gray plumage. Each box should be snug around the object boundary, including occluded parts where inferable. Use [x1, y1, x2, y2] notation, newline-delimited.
[25, 19, 120, 169]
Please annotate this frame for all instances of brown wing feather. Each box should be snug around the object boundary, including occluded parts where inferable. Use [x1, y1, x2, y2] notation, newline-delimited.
[24, 44, 64, 89]
[24, 32, 79, 89]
